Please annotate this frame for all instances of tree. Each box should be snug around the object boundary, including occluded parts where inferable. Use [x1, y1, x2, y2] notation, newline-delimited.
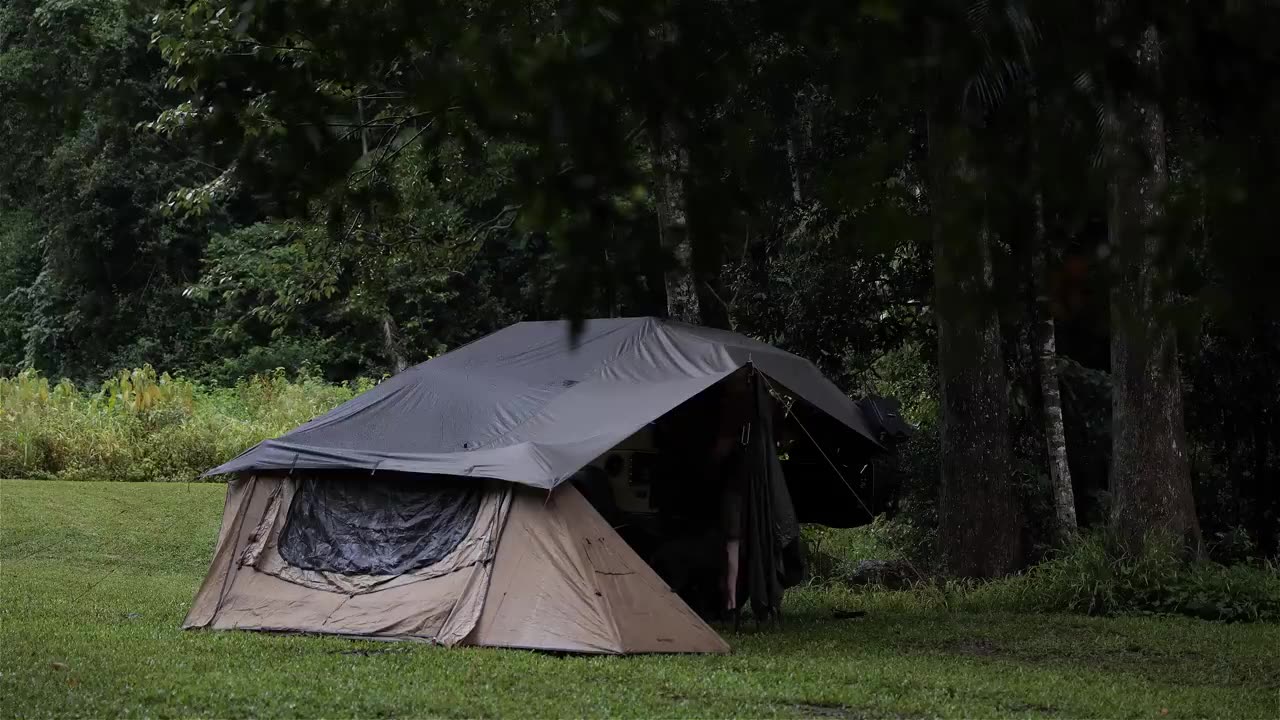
[929, 121, 1025, 578]
[1101, 18, 1201, 552]
[0, 0, 226, 380]
[1030, 182, 1079, 541]
[651, 119, 698, 322]
[921, 3, 1037, 576]
[1018, 12, 1079, 543]
[6, 0, 1279, 568]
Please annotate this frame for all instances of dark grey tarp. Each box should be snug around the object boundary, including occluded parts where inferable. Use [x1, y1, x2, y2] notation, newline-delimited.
[858, 394, 916, 445]
[279, 475, 483, 575]
[207, 317, 879, 489]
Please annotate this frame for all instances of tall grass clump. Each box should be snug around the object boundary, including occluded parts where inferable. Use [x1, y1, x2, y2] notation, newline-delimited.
[0, 366, 376, 482]
[797, 522, 1278, 623]
[964, 533, 1280, 622]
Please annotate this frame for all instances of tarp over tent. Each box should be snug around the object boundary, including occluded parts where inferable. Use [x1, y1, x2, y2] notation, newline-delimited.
[205, 317, 880, 488]
[187, 318, 885, 654]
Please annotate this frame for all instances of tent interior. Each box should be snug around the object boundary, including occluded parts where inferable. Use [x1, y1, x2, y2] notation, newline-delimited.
[565, 365, 883, 618]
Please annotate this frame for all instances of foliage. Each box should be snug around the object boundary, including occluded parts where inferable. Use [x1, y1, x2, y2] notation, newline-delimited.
[0, 0, 230, 381]
[2, 0, 1280, 578]
[801, 519, 904, 585]
[1183, 316, 1280, 558]
[0, 211, 41, 375]
[183, 134, 542, 380]
[878, 419, 942, 569]
[867, 341, 938, 427]
[4, 479, 1279, 719]
[0, 367, 372, 482]
[1057, 357, 1114, 526]
[965, 534, 1280, 623]
[802, 520, 1279, 625]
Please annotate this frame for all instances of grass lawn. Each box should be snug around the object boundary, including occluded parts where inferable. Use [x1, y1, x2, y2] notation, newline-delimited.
[1, 479, 1277, 719]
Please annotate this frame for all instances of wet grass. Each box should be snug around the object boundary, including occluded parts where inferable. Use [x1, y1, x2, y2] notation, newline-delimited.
[2, 479, 1277, 719]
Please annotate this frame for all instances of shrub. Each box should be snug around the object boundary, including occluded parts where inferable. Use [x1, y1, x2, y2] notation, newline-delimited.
[966, 533, 1280, 622]
[801, 516, 928, 588]
[0, 366, 377, 482]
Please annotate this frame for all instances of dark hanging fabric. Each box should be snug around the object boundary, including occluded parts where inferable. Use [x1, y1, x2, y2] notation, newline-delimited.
[278, 474, 483, 575]
[738, 368, 804, 619]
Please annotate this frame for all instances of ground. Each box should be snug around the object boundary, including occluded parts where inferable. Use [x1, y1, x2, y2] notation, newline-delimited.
[1, 480, 1277, 719]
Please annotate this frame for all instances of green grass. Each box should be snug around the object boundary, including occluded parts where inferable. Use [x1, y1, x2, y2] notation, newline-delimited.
[2, 480, 1278, 719]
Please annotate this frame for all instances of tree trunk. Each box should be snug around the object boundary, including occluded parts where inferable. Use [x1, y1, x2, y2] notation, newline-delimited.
[785, 133, 804, 206]
[785, 88, 815, 207]
[652, 119, 700, 323]
[381, 312, 407, 374]
[1027, 90, 1077, 542]
[930, 116, 1026, 578]
[1248, 421, 1278, 558]
[692, 250, 731, 329]
[686, 141, 732, 330]
[1106, 24, 1201, 553]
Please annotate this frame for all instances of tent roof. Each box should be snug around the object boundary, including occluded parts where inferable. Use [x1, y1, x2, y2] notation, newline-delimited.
[207, 317, 878, 489]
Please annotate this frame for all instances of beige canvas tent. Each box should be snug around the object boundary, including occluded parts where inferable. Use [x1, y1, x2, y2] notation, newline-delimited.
[186, 318, 883, 653]
[186, 472, 730, 653]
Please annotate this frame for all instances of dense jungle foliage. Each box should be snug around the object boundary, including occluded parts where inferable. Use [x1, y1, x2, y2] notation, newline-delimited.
[1, 0, 1277, 580]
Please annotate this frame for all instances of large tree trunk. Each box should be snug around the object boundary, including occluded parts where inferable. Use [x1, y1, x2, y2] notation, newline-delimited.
[1106, 24, 1201, 553]
[652, 119, 701, 323]
[930, 117, 1026, 578]
[1027, 90, 1077, 542]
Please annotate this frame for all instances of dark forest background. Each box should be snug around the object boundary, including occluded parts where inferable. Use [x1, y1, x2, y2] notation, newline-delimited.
[2, 0, 1278, 577]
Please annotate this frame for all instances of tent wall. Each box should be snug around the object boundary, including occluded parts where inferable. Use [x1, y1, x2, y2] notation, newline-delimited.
[185, 474, 728, 654]
[184, 474, 508, 644]
[465, 484, 728, 654]
[185, 475, 254, 628]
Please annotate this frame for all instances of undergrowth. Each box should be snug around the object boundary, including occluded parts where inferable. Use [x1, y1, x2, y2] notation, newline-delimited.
[6, 366, 1276, 625]
[964, 533, 1280, 623]
[0, 366, 377, 482]
[806, 524, 1279, 624]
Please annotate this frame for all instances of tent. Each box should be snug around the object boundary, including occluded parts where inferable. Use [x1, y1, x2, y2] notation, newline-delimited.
[185, 317, 881, 653]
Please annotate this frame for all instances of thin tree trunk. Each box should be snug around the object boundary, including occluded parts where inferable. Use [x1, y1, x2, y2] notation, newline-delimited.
[693, 256, 731, 329]
[785, 88, 814, 207]
[1027, 89, 1077, 542]
[785, 134, 803, 206]
[652, 118, 700, 323]
[930, 114, 1026, 578]
[381, 312, 407, 374]
[1106, 24, 1201, 554]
